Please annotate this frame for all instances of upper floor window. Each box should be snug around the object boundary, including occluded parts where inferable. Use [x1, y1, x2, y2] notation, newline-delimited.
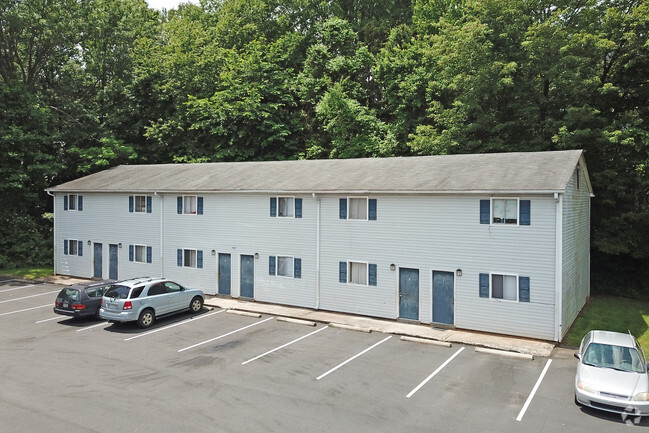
[129, 195, 152, 213]
[270, 197, 302, 218]
[480, 199, 530, 226]
[339, 198, 377, 220]
[64, 194, 83, 211]
[177, 196, 203, 215]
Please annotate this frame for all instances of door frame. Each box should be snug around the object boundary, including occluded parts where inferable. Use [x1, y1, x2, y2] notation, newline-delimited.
[431, 269, 455, 326]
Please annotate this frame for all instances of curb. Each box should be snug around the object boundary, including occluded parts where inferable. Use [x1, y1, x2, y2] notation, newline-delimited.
[400, 336, 452, 348]
[475, 347, 534, 360]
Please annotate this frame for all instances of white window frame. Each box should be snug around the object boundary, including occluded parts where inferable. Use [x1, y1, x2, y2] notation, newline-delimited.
[134, 244, 146, 263]
[68, 194, 79, 211]
[183, 196, 198, 215]
[347, 197, 368, 220]
[348, 261, 369, 285]
[490, 197, 519, 226]
[489, 272, 518, 302]
[67, 240, 79, 256]
[277, 255, 294, 277]
[277, 197, 295, 218]
[183, 249, 197, 268]
[134, 195, 147, 213]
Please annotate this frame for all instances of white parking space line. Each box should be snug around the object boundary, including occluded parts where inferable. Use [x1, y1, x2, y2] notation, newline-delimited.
[0, 283, 43, 293]
[406, 347, 465, 398]
[0, 290, 58, 304]
[242, 326, 330, 365]
[0, 304, 51, 317]
[178, 316, 275, 353]
[36, 317, 61, 324]
[316, 335, 392, 380]
[125, 310, 224, 341]
[76, 322, 109, 332]
[516, 359, 552, 422]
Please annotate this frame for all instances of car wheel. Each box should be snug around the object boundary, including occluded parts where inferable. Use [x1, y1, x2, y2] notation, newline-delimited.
[190, 296, 203, 313]
[137, 309, 155, 329]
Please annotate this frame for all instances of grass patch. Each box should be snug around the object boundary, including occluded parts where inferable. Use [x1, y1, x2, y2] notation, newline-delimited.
[563, 296, 649, 355]
[0, 267, 53, 280]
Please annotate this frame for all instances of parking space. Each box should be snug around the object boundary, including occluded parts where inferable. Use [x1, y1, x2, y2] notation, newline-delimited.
[0, 280, 644, 432]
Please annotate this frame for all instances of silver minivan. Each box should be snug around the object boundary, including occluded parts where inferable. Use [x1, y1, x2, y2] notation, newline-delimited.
[99, 277, 204, 328]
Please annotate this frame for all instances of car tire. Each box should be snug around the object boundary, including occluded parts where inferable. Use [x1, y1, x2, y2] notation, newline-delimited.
[137, 309, 155, 329]
[190, 296, 203, 313]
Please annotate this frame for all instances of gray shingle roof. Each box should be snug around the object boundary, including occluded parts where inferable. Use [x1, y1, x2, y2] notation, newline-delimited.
[47, 150, 588, 194]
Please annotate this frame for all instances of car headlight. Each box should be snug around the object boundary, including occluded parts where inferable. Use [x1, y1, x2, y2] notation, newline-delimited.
[578, 381, 596, 394]
[634, 393, 649, 401]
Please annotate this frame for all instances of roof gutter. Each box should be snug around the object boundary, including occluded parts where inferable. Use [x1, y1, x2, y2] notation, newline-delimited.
[43, 189, 568, 196]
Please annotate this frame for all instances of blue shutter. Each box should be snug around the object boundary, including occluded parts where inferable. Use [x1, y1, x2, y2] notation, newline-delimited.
[294, 258, 301, 278]
[480, 200, 490, 224]
[129, 245, 134, 262]
[520, 200, 531, 226]
[269, 256, 276, 275]
[519, 276, 530, 302]
[339, 261, 347, 283]
[146, 246, 152, 263]
[295, 198, 302, 218]
[368, 264, 377, 286]
[78, 196, 83, 211]
[129, 196, 134, 212]
[147, 196, 152, 214]
[197, 250, 203, 268]
[64, 195, 68, 210]
[78, 241, 83, 256]
[339, 199, 347, 219]
[177, 197, 183, 214]
[270, 197, 277, 217]
[177, 249, 183, 267]
[479, 273, 489, 298]
[197, 197, 203, 215]
[64, 240, 68, 255]
[368, 199, 377, 220]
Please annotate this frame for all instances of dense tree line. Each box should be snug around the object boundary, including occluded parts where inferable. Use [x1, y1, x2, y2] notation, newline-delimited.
[1, 0, 647, 296]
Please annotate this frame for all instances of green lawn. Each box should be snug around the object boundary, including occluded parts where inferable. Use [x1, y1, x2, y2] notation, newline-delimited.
[563, 296, 649, 355]
[0, 267, 53, 280]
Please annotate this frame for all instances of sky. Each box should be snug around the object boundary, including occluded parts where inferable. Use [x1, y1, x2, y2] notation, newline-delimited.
[146, 0, 199, 10]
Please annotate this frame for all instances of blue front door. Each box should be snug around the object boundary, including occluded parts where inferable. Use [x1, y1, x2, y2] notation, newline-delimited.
[240, 255, 254, 298]
[218, 253, 231, 295]
[433, 271, 454, 325]
[109, 244, 118, 280]
[399, 268, 419, 320]
[93, 243, 102, 278]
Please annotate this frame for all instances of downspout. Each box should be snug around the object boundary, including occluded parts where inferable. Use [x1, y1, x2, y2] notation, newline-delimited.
[155, 192, 164, 278]
[313, 193, 321, 310]
[554, 192, 563, 342]
[47, 191, 57, 276]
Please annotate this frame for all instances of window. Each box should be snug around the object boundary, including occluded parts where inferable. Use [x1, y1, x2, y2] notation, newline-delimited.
[339, 261, 377, 286]
[340, 198, 377, 220]
[479, 273, 530, 302]
[64, 239, 82, 256]
[129, 245, 152, 263]
[177, 249, 203, 268]
[277, 256, 294, 277]
[480, 199, 530, 225]
[492, 199, 518, 224]
[64, 194, 83, 211]
[135, 245, 146, 263]
[135, 196, 146, 213]
[278, 197, 294, 217]
[177, 196, 203, 215]
[270, 197, 302, 218]
[268, 256, 302, 278]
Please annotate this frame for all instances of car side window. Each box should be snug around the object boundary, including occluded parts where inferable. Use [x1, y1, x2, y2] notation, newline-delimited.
[165, 282, 182, 293]
[147, 283, 166, 296]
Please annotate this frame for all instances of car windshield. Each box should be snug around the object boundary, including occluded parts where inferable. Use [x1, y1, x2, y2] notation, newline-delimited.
[58, 288, 80, 301]
[583, 342, 646, 373]
[104, 285, 131, 299]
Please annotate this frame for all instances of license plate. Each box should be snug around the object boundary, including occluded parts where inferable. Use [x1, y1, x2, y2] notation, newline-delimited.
[63, 302, 69, 308]
[107, 302, 117, 309]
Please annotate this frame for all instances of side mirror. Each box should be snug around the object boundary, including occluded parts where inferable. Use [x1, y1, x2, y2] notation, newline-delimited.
[574, 353, 581, 360]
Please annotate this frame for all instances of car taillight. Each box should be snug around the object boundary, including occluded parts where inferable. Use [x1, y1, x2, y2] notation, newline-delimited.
[71, 304, 86, 310]
[55, 301, 60, 307]
[123, 301, 132, 310]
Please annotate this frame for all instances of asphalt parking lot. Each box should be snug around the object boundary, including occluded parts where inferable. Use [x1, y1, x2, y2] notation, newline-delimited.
[0, 279, 645, 432]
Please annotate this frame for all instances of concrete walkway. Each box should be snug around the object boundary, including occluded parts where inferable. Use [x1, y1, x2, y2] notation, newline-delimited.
[37, 275, 555, 357]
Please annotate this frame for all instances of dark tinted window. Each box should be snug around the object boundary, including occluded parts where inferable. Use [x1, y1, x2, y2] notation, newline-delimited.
[105, 285, 131, 299]
[147, 283, 166, 296]
[130, 287, 144, 298]
[58, 288, 80, 301]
